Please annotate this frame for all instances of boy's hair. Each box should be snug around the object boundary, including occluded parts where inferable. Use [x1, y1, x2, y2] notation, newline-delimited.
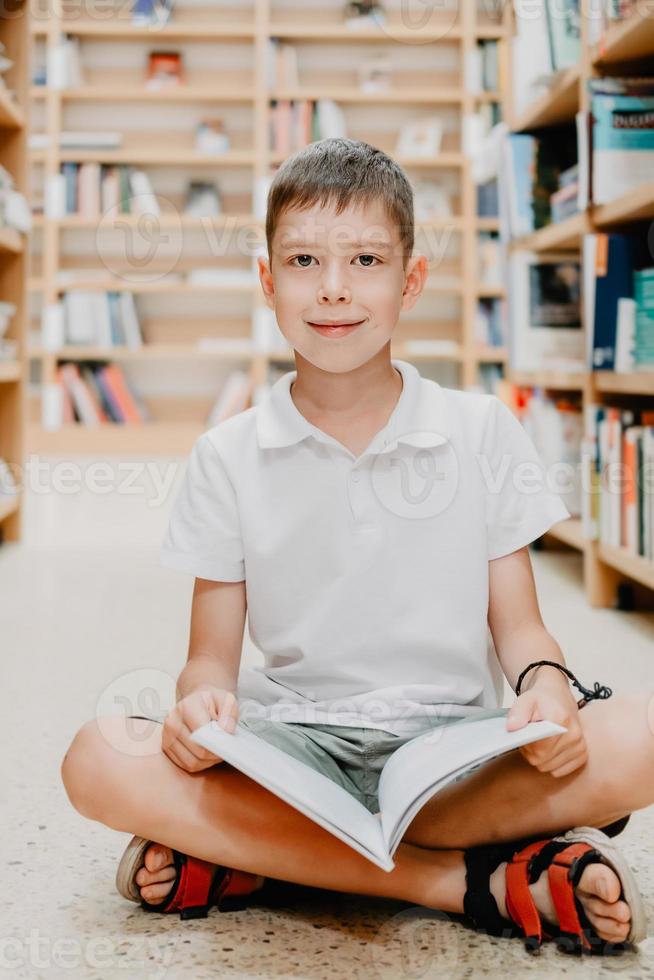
[265, 138, 414, 267]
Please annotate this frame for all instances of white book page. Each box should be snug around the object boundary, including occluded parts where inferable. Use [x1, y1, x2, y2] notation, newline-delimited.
[378, 717, 566, 851]
[190, 721, 392, 872]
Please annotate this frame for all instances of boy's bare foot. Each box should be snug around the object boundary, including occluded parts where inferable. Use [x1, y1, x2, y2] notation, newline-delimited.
[490, 858, 631, 944]
[135, 843, 266, 904]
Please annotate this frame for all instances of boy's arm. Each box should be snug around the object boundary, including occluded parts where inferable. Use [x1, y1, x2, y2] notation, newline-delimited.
[488, 546, 588, 778]
[176, 577, 247, 701]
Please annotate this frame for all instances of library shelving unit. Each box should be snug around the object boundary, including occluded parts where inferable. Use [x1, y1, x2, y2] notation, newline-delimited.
[0, 0, 28, 543]
[27, 0, 510, 454]
[505, 5, 654, 607]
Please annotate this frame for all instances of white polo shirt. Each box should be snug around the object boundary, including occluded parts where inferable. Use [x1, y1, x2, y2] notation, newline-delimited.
[160, 358, 570, 736]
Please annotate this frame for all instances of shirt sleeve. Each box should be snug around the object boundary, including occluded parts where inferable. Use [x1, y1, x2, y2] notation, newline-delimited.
[480, 396, 571, 561]
[159, 433, 245, 581]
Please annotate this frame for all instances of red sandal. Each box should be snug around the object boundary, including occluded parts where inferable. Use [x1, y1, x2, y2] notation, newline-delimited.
[115, 835, 264, 919]
[462, 826, 647, 955]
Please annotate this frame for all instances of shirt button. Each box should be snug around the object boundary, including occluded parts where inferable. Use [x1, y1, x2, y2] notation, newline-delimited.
[351, 472, 360, 483]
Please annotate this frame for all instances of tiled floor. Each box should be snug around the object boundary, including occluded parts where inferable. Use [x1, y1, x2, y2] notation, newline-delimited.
[2, 456, 654, 979]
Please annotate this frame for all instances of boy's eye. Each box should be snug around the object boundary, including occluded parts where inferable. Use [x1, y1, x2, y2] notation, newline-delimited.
[291, 254, 315, 268]
[289, 254, 380, 268]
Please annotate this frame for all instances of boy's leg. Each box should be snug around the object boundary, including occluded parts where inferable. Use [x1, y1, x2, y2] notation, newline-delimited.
[61, 693, 651, 939]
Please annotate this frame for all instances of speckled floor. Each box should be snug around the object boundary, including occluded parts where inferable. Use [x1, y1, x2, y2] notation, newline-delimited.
[2, 456, 654, 979]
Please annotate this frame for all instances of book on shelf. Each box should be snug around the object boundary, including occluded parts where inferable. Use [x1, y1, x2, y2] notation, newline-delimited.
[583, 232, 654, 371]
[266, 39, 299, 90]
[475, 298, 506, 349]
[58, 291, 143, 349]
[465, 40, 500, 95]
[46, 36, 83, 90]
[413, 180, 454, 220]
[510, 385, 583, 518]
[582, 403, 654, 559]
[190, 714, 564, 871]
[590, 77, 654, 205]
[146, 51, 184, 90]
[270, 99, 346, 155]
[54, 361, 148, 426]
[508, 251, 583, 372]
[544, 0, 580, 71]
[498, 128, 577, 239]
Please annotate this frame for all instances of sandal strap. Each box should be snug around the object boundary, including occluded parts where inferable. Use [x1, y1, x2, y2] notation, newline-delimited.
[548, 843, 604, 954]
[504, 839, 552, 952]
[462, 841, 523, 938]
[163, 853, 217, 914]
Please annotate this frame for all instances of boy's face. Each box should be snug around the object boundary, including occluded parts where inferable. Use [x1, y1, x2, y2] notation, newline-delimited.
[258, 199, 427, 373]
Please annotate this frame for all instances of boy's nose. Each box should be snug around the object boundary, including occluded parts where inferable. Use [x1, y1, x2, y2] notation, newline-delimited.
[317, 272, 351, 304]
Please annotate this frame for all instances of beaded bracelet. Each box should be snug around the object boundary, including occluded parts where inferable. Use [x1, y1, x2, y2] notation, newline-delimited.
[514, 659, 613, 709]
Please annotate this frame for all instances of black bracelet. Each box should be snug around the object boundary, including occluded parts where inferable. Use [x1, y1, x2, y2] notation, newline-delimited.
[514, 659, 613, 709]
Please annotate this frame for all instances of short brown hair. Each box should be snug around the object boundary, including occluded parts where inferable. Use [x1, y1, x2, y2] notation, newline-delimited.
[265, 138, 414, 266]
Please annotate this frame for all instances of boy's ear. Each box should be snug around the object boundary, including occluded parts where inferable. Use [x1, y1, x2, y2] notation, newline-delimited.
[401, 254, 428, 312]
[258, 255, 275, 310]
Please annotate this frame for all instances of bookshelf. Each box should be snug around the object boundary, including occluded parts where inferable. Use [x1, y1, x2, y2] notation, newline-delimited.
[0, 0, 28, 543]
[504, 3, 654, 607]
[27, 0, 510, 454]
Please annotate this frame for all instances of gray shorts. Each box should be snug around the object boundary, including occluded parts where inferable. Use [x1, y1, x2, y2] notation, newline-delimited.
[128, 706, 509, 815]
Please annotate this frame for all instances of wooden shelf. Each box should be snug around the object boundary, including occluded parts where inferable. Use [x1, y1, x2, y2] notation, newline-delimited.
[546, 518, 586, 552]
[269, 87, 464, 104]
[39, 87, 256, 103]
[0, 87, 24, 129]
[27, 421, 206, 455]
[55, 8, 256, 40]
[475, 346, 508, 363]
[511, 212, 591, 252]
[57, 145, 255, 166]
[0, 361, 21, 382]
[597, 543, 654, 592]
[31, 344, 258, 361]
[0, 495, 20, 524]
[53, 279, 257, 294]
[512, 64, 580, 132]
[592, 372, 654, 394]
[592, 181, 654, 229]
[593, 10, 654, 67]
[510, 370, 586, 390]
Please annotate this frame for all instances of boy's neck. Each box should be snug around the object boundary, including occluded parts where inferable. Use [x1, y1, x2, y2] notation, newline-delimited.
[289, 346, 402, 426]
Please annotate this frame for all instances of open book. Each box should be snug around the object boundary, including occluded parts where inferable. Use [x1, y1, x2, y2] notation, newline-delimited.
[190, 715, 566, 872]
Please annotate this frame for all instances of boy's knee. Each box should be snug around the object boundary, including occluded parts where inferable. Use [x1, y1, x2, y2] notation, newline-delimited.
[61, 718, 113, 819]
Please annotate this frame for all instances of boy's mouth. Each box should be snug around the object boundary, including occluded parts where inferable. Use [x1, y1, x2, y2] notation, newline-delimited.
[307, 319, 365, 337]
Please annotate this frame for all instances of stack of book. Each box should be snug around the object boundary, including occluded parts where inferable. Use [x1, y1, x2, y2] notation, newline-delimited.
[54, 362, 148, 426]
[590, 77, 654, 205]
[582, 404, 654, 558]
[583, 233, 654, 371]
[50, 291, 144, 349]
[270, 100, 346, 155]
[48, 164, 159, 218]
[499, 128, 577, 238]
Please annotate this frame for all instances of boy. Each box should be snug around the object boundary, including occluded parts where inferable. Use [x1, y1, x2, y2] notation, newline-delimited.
[62, 139, 652, 954]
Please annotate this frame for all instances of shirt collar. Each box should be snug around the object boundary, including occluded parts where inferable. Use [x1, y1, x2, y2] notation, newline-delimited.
[256, 358, 450, 456]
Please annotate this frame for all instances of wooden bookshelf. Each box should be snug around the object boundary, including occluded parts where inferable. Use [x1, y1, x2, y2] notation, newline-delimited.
[27, 0, 510, 454]
[0, 0, 28, 543]
[504, 3, 654, 606]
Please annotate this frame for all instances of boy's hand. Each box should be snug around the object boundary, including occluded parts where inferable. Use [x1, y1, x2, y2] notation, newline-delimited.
[161, 687, 238, 773]
[506, 687, 588, 778]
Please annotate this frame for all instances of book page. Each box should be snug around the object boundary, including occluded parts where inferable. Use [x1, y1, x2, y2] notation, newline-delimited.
[378, 717, 566, 853]
[190, 721, 393, 871]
